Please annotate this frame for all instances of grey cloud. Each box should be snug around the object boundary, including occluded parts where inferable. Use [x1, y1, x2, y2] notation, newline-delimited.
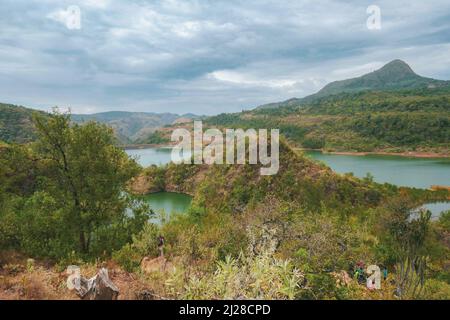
[0, 0, 449, 114]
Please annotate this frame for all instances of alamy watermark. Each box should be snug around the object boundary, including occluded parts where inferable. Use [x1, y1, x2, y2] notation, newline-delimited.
[367, 5, 381, 30]
[66, 5, 82, 30]
[171, 121, 280, 176]
[47, 5, 81, 30]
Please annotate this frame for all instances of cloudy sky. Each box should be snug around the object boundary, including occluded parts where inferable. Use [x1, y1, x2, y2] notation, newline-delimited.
[1, 0, 450, 115]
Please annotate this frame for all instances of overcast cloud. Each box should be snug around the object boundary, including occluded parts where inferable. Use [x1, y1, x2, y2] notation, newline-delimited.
[1, 0, 450, 114]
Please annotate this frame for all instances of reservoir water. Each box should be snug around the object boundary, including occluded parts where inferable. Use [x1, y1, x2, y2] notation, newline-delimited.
[126, 147, 449, 220]
[304, 151, 450, 189]
[420, 202, 450, 220]
[143, 192, 192, 223]
[125, 147, 175, 167]
[126, 147, 450, 189]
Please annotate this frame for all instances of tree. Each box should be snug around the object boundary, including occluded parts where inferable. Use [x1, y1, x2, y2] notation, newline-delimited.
[32, 110, 145, 255]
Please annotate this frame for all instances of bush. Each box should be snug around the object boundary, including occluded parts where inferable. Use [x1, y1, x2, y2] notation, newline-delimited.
[113, 244, 142, 272]
[302, 137, 325, 149]
[113, 223, 160, 272]
[166, 225, 304, 300]
[168, 251, 304, 300]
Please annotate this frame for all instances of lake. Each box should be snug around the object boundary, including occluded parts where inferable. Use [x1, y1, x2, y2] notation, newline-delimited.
[125, 148, 450, 189]
[143, 192, 192, 223]
[410, 201, 450, 221]
[126, 147, 192, 167]
[305, 151, 450, 189]
[125, 147, 175, 167]
[126, 147, 450, 221]
[420, 202, 450, 220]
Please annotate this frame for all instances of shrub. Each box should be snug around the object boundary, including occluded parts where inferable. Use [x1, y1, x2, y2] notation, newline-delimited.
[420, 279, 450, 300]
[113, 223, 160, 272]
[168, 251, 304, 300]
[166, 226, 304, 299]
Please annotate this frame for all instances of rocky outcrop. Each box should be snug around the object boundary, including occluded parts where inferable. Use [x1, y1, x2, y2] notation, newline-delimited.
[129, 174, 163, 195]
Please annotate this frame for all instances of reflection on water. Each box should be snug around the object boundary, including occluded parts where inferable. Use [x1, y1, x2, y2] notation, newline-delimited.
[125, 147, 450, 189]
[125, 147, 191, 167]
[305, 151, 450, 189]
[143, 192, 192, 224]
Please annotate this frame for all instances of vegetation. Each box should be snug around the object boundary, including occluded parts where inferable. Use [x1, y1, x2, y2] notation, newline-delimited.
[0, 103, 41, 143]
[72, 111, 198, 144]
[0, 110, 150, 260]
[122, 136, 448, 300]
[205, 88, 450, 153]
[0, 103, 199, 145]
[136, 131, 171, 145]
[256, 59, 449, 108]
[0, 88, 450, 299]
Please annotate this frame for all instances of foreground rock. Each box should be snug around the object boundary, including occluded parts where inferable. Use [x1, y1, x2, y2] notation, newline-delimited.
[67, 267, 119, 300]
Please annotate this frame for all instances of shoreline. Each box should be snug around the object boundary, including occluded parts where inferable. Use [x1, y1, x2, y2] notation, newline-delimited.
[296, 148, 450, 159]
[122, 144, 450, 159]
[121, 143, 173, 150]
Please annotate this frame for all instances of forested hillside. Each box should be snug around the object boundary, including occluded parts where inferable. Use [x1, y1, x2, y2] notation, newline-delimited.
[0, 104, 199, 145]
[72, 111, 199, 144]
[0, 103, 42, 143]
[1, 111, 449, 300]
[206, 87, 450, 154]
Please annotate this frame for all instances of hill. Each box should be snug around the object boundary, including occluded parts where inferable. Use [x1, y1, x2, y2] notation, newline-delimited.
[197, 60, 450, 154]
[0, 103, 45, 143]
[256, 60, 450, 109]
[0, 104, 201, 145]
[205, 87, 450, 154]
[2, 108, 449, 300]
[72, 111, 200, 144]
[132, 139, 387, 212]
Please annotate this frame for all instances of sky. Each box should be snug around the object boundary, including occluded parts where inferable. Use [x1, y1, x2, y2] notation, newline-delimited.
[1, 0, 450, 115]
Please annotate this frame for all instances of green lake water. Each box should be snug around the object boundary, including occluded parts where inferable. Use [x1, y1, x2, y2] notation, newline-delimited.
[305, 151, 450, 189]
[143, 192, 192, 223]
[126, 147, 190, 167]
[126, 147, 450, 189]
[126, 147, 450, 219]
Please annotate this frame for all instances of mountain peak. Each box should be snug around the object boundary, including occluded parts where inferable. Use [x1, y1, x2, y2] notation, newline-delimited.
[255, 59, 449, 110]
[301, 59, 446, 102]
[373, 59, 417, 78]
[382, 59, 414, 72]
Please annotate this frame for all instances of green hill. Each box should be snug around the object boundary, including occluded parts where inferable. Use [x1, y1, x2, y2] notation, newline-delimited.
[72, 111, 200, 144]
[133, 139, 387, 213]
[304, 59, 448, 102]
[206, 60, 450, 154]
[0, 104, 200, 145]
[0, 103, 44, 143]
[256, 60, 450, 109]
[207, 87, 450, 154]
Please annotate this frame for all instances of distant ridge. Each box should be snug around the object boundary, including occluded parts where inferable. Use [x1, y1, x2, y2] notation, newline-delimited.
[72, 111, 201, 144]
[256, 59, 450, 109]
[0, 103, 44, 143]
[0, 104, 201, 144]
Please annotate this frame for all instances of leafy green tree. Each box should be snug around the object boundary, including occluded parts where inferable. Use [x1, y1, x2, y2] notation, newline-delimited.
[30, 110, 146, 255]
